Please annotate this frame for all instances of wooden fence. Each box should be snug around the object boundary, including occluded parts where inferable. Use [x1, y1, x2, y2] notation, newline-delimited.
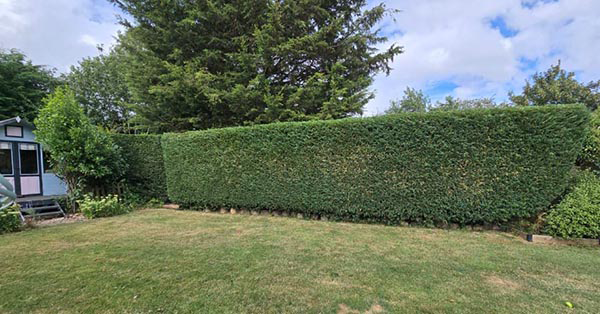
[85, 183, 125, 199]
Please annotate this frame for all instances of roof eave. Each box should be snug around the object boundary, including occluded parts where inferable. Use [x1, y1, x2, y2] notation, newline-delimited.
[0, 116, 35, 129]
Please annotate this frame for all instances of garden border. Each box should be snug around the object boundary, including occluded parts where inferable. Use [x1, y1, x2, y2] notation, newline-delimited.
[524, 233, 600, 246]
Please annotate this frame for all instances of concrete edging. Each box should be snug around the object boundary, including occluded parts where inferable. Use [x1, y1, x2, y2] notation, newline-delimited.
[525, 233, 600, 246]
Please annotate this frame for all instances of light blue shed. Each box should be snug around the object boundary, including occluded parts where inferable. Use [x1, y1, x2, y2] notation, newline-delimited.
[0, 117, 67, 199]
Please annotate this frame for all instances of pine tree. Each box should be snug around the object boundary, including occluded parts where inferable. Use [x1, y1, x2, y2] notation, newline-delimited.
[110, 0, 402, 132]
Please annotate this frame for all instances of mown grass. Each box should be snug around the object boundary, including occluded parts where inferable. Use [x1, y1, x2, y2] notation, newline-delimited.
[0, 209, 598, 313]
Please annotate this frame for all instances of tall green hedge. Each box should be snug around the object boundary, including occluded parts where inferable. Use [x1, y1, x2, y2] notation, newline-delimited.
[162, 105, 589, 225]
[112, 134, 168, 201]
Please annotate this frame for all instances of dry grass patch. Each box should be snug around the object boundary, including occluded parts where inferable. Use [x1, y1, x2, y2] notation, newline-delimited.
[486, 275, 522, 292]
[338, 303, 384, 314]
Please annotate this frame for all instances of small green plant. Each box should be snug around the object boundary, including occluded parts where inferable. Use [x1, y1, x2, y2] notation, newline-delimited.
[79, 194, 131, 219]
[116, 190, 164, 210]
[0, 205, 22, 234]
[145, 198, 164, 208]
[545, 171, 600, 239]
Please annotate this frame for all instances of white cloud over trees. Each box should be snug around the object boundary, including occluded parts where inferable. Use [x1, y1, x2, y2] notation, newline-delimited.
[367, 0, 600, 114]
[1, 0, 598, 115]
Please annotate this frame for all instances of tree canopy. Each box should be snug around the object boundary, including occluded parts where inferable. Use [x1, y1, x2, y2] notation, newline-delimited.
[509, 61, 600, 111]
[386, 88, 505, 114]
[66, 46, 134, 132]
[385, 87, 430, 114]
[34, 87, 125, 199]
[432, 96, 506, 111]
[110, 0, 402, 132]
[0, 49, 59, 121]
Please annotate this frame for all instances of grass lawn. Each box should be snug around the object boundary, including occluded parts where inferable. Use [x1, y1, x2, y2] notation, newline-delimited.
[0, 209, 599, 313]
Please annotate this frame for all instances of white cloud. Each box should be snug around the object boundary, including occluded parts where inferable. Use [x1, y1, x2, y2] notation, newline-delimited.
[1, 0, 598, 114]
[366, 0, 600, 115]
[0, 0, 122, 72]
[80, 34, 100, 47]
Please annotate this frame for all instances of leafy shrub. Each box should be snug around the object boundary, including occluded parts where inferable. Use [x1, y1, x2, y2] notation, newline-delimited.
[118, 189, 164, 209]
[79, 194, 131, 219]
[545, 171, 600, 239]
[112, 134, 168, 201]
[34, 86, 126, 209]
[162, 105, 589, 225]
[0, 205, 22, 234]
[144, 198, 164, 209]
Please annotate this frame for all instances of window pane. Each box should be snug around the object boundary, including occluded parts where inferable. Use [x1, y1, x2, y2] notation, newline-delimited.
[20, 144, 38, 175]
[20, 144, 35, 151]
[5, 126, 23, 137]
[0, 143, 12, 175]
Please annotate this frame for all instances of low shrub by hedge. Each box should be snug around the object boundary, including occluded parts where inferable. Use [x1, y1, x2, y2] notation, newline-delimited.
[112, 134, 168, 201]
[545, 170, 600, 239]
[79, 194, 131, 219]
[162, 105, 589, 225]
[0, 205, 22, 234]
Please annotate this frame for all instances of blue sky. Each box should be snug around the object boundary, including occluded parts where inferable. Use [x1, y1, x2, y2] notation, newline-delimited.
[1, 0, 599, 115]
[365, 0, 600, 114]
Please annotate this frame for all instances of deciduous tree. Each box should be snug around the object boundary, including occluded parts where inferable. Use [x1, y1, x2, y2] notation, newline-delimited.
[386, 90, 506, 114]
[0, 49, 59, 121]
[432, 96, 506, 111]
[386, 87, 430, 114]
[66, 46, 134, 132]
[509, 61, 600, 111]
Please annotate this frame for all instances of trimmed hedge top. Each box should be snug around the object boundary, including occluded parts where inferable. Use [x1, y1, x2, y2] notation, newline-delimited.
[162, 105, 589, 225]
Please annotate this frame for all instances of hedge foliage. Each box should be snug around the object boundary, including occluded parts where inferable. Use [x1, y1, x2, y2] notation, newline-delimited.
[579, 109, 600, 172]
[162, 105, 589, 225]
[112, 134, 168, 201]
[545, 170, 600, 239]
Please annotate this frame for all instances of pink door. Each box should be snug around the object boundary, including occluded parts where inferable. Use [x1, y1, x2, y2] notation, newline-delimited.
[18, 143, 41, 196]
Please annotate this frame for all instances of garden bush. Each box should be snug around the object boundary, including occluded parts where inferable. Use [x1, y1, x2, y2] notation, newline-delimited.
[79, 194, 131, 219]
[162, 105, 589, 225]
[112, 134, 168, 201]
[0, 205, 22, 234]
[35, 86, 126, 210]
[545, 170, 600, 239]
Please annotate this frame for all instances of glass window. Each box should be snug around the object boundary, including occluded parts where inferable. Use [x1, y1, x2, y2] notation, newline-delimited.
[19, 143, 38, 175]
[5, 125, 23, 137]
[0, 142, 12, 175]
